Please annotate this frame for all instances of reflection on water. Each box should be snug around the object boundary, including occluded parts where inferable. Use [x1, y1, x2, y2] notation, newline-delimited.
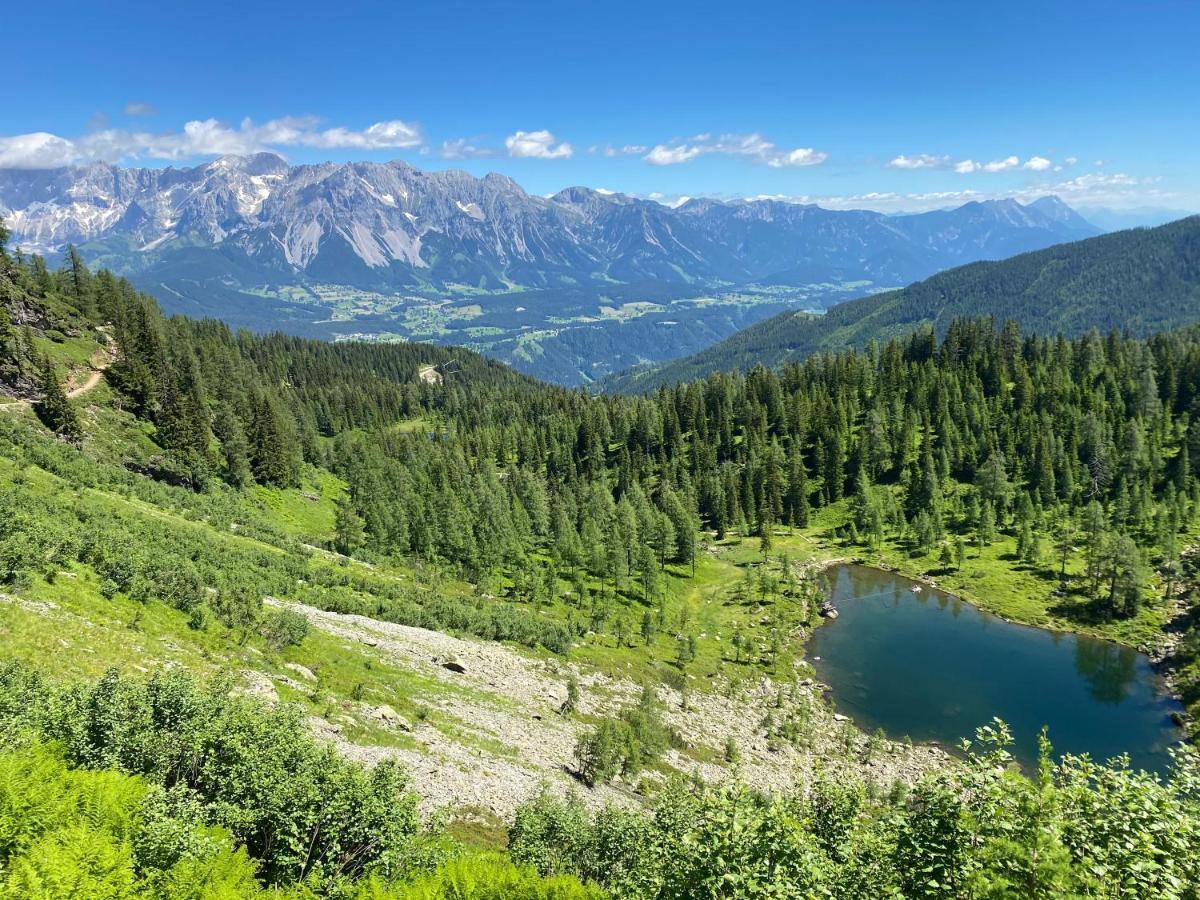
[1073, 638, 1138, 705]
[809, 564, 1184, 773]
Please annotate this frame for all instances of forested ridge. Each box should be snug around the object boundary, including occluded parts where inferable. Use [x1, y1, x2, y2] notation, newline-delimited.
[12, 225, 1200, 626]
[7, 214, 1200, 897]
[610, 214, 1200, 392]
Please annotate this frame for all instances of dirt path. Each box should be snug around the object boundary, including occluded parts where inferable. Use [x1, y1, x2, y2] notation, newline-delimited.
[67, 367, 105, 398]
[0, 339, 112, 411]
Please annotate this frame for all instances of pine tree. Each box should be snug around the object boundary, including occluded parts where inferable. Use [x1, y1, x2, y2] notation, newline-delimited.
[213, 407, 253, 488]
[34, 354, 80, 440]
[1083, 501, 1107, 594]
[64, 244, 96, 317]
[334, 496, 367, 555]
[976, 452, 1012, 521]
[1054, 518, 1077, 581]
[977, 500, 996, 551]
[640, 610, 654, 646]
[249, 392, 298, 486]
[939, 541, 955, 571]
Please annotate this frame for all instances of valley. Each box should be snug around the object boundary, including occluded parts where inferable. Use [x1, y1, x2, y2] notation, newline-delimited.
[610, 215, 1200, 392]
[5, 0, 1200, 894]
[290, 282, 863, 386]
[0, 157, 1100, 385]
[4, 220, 1200, 895]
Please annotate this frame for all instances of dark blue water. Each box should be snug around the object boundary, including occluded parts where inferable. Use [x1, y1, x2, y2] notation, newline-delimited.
[808, 564, 1185, 773]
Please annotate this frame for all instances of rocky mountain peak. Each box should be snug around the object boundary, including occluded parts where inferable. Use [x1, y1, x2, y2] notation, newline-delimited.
[0, 157, 1100, 290]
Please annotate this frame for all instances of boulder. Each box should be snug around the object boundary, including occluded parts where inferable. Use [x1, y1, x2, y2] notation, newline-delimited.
[284, 662, 316, 681]
[371, 704, 411, 730]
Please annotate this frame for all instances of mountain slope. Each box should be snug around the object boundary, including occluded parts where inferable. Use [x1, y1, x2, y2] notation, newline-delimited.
[0, 156, 1098, 291]
[7, 227, 1200, 895]
[0, 158, 1100, 385]
[609, 215, 1200, 391]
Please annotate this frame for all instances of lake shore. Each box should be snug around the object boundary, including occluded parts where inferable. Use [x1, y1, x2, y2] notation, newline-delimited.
[805, 561, 1187, 773]
[787, 543, 1195, 740]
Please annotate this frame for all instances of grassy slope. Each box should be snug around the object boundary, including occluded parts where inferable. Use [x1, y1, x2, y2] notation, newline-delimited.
[4, 366, 1177, 691]
[0, 392, 822, 778]
[2, 282, 1190, 800]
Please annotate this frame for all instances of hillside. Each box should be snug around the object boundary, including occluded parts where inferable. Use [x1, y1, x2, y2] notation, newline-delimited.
[609, 215, 1200, 392]
[0, 157, 1100, 384]
[7, 221, 1200, 895]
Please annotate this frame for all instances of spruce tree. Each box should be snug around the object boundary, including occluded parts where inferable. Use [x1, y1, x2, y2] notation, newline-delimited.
[213, 407, 252, 488]
[34, 354, 80, 440]
[334, 496, 367, 556]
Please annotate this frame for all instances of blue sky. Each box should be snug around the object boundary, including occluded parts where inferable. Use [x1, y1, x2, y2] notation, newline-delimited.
[3, 0, 1198, 212]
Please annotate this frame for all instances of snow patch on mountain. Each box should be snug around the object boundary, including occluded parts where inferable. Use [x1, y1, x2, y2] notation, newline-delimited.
[455, 200, 485, 221]
[0, 158, 1099, 291]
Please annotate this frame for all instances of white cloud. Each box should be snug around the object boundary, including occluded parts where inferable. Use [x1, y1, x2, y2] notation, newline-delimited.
[123, 101, 157, 117]
[1065, 156, 1078, 166]
[307, 120, 423, 149]
[888, 154, 951, 170]
[599, 144, 647, 157]
[645, 142, 706, 165]
[0, 116, 425, 168]
[439, 138, 495, 159]
[722, 170, 1180, 214]
[504, 129, 573, 159]
[899, 153, 1065, 174]
[646, 192, 692, 208]
[768, 146, 827, 168]
[645, 132, 827, 168]
[982, 155, 1020, 173]
[955, 155, 1021, 174]
[0, 132, 80, 168]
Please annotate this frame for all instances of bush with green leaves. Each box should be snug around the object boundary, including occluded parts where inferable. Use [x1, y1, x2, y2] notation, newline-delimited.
[573, 686, 678, 787]
[0, 742, 265, 898]
[521, 720, 1200, 899]
[0, 663, 428, 888]
[260, 606, 311, 650]
[0, 740, 602, 899]
[384, 853, 605, 900]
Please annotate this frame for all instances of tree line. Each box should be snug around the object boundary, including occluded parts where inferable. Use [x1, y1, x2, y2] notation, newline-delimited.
[5, 225, 1199, 627]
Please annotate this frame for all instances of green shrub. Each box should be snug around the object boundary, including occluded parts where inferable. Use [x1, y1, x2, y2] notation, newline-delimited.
[0, 664, 424, 887]
[517, 726, 1200, 899]
[573, 686, 677, 786]
[260, 607, 310, 650]
[0, 743, 261, 899]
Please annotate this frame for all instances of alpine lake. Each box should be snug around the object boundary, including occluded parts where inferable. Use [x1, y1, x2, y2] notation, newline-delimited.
[808, 564, 1186, 773]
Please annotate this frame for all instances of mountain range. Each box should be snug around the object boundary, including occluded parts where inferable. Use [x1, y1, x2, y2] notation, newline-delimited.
[0, 154, 1101, 383]
[606, 215, 1200, 391]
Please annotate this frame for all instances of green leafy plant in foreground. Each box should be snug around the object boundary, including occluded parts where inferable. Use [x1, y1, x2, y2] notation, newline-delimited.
[516, 720, 1200, 899]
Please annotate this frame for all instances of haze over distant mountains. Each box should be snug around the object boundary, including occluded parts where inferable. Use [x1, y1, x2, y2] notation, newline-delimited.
[1073, 206, 1198, 232]
[0, 153, 1102, 384]
[607, 215, 1200, 392]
